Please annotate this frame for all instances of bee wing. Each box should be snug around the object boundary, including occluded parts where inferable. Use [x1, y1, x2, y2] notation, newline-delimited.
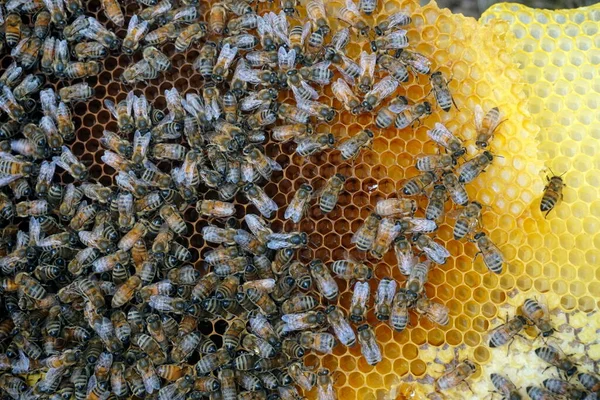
[245, 213, 273, 238]
[352, 281, 370, 306]
[126, 14, 139, 36]
[256, 15, 273, 37]
[404, 217, 437, 232]
[332, 78, 352, 100]
[386, 102, 409, 113]
[272, 11, 289, 44]
[134, 130, 152, 155]
[164, 88, 182, 112]
[429, 239, 451, 258]
[350, 225, 365, 244]
[360, 51, 376, 78]
[183, 93, 205, 116]
[29, 217, 41, 246]
[343, 0, 360, 16]
[310, 61, 332, 85]
[335, 61, 356, 86]
[11, 349, 30, 374]
[40, 88, 58, 117]
[367, 75, 398, 100]
[427, 122, 461, 149]
[236, 66, 262, 85]
[259, 188, 279, 216]
[266, 239, 293, 250]
[266, 232, 295, 241]
[388, 10, 412, 28]
[234, 228, 258, 246]
[217, 43, 238, 69]
[385, 29, 409, 48]
[376, 279, 397, 304]
[277, 47, 296, 70]
[474, 104, 484, 132]
[331, 27, 350, 51]
[38, 160, 56, 182]
[300, 21, 312, 43]
[103, 99, 118, 119]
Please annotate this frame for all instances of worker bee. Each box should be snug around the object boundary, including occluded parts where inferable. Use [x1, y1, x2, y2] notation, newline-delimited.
[350, 281, 370, 322]
[288, 361, 316, 391]
[337, 129, 374, 161]
[458, 151, 495, 183]
[474, 232, 504, 274]
[356, 324, 381, 365]
[331, 78, 361, 114]
[111, 275, 141, 308]
[142, 46, 171, 71]
[488, 315, 526, 348]
[282, 294, 317, 314]
[14, 74, 45, 101]
[309, 259, 339, 301]
[415, 295, 449, 326]
[430, 71, 456, 112]
[522, 298, 554, 338]
[242, 183, 278, 218]
[543, 378, 586, 399]
[536, 346, 578, 377]
[121, 15, 148, 54]
[435, 360, 477, 391]
[0, 85, 26, 122]
[406, 260, 431, 297]
[222, 33, 259, 50]
[490, 373, 521, 400]
[4, 13, 22, 47]
[284, 183, 313, 223]
[41, 37, 56, 72]
[394, 49, 431, 75]
[295, 133, 335, 157]
[175, 22, 206, 52]
[577, 372, 600, 392]
[427, 123, 466, 157]
[246, 287, 278, 316]
[16, 199, 49, 217]
[401, 171, 435, 196]
[388, 289, 409, 331]
[452, 201, 483, 239]
[42, 0, 67, 26]
[297, 99, 335, 122]
[318, 173, 345, 214]
[100, 0, 123, 26]
[266, 232, 308, 250]
[315, 369, 337, 400]
[58, 83, 94, 103]
[525, 386, 560, 400]
[371, 217, 403, 259]
[297, 332, 334, 355]
[15, 272, 47, 299]
[276, 102, 310, 124]
[425, 184, 447, 221]
[474, 105, 502, 148]
[414, 234, 450, 264]
[326, 305, 356, 347]
[372, 278, 397, 321]
[374, 11, 412, 35]
[375, 198, 417, 217]
[243, 145, 282, 181]
[211, 43, 238, 83]
[159, 205, 187, 235]
[442, 171, 469, 206]
[393, 100, 433, 129]
[145, 22, 181, 46]
[13, 36, 43, 70]
[331, 259, 373, 280]
[73, 41, 106, 60]
[351, 212, 380, 251]
[540, 173, 565, 217]
[337, 0, 369, 35]
[371, 29, 408, 53]
[362, 76, 398, 111]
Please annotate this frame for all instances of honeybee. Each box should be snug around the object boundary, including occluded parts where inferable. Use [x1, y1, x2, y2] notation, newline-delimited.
[331, 259, 373, 280]
[325, 305, 356, 347]
[337, 129, 374, 160]
[208, 2, 226, 35]
[16, 199, 49, 217]
[577, 373, 600, 392]
[453, 201, 482, 239]
[413, 234, 449, 264]
[295, 133, 335, 157]
[337, 0, 369, 35]
[14, 74, 45, 101]
[288, 361, 316, 391]
[58, 82, 94, 103]
[427, 123, 465, 157]
[297, 99, 335, 122]
[299, 331, 335, 354]
[276, 102, 310, 124]
[227, 13, 258, 35]
[473, 232, 503, 274]
[425, 184, 447, 221]
[243, 145, 281, 180]
[490, 373, 521, 400]
[371, 30, 408, 53]
[522, 298, 554, 338]
[352, 212, 381, 251]
[391, 100, 433, 129]
[175, 22, 206, 52]
[317, 173, 345, 214]
[243, 183, 278, 218]
[375, 198, 416, 217]
[536, 346, 578, 377]
[42, 0, 67, 26]
[5, 13, 22, 47]
[15, 272, 46, 299]
[34, 159, 53, 199]
[14, 36, 43, 70]
[393, 49, 431, 76]
[400, 171, 435, 196]
[281, 293, 317, 314]
[488, 315, 527, 348]
[332, 78, 361, 114]
[525, 386, 560, 400]
[415, 295, 449, 326]
[540, 173, 565, 217]
[122, 15, 148, 54]
[299, 60, 333, 86]
[371, 278, 397, 321]
[309, 259, 338, 301]
[362, 76, 399, 111]
[435, 360, 477, 391]
[371, 217, 403, 259]
[543, 378, 586, 399]
[356, 324, 381, 366]
[305, 0, 329, 35]
[100, 0, 123, 26]
[0, 85, 26, 122]
[374, 11, 412, 35]
[139, 0, 172, 22]
[140, 46, 171, 72]
[222, 33, 259, 50]
[111, 275, 141, 308]
[159, 204, 187, 235]
[350, 281, 369, 322]
[458, 151, 495, 183]
[442, 171, 469, 206]
[145, 22, 181, 46]
[284, 183, 312, 223]
[430, 71, 456, 112]
[196, 349, 233, 375]
[195, 200, 236, 220]
[266, 232, 308, 250]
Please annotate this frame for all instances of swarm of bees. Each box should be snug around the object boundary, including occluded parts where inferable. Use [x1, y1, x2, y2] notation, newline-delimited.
[0, 0, 566, 397]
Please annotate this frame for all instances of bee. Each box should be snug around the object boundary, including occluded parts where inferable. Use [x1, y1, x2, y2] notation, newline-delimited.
[122, 15, 148, 54]
[540, 173, 565, 217]
[295, 133, 336, 157]
[371, 217, 403, 259]
[390, 100, 433, 129]
[458, 151, 495, 183]
[145, 22, 181, 46]
[543, 378, 586, 399]
[266, 232, 308, 251]
[427, 123, 466, 157]
[227, 13, 258, 35]
[243, 183, 278, 218]
[243, 145, 281, 181]
[406, 261, 431, 298]
[387, 289, 410, 331]
[299, 60, 333, 86]
[281, 311, 325, 334]
[371, 278, 398, 321]
[413, 234, 450, 264]
[536, 346, 578, 377]
[525, 387, 560, 400]
[473, 105, 503, 150]
[352, 212, 381, 251]
[326, 305, 356, 347]
[15, 272, 46, 299]
[435, 360, 477, 391]
[277, 102, 310, 124]
[490, 373, 521, 400]
[331, 259, 373, 280]
[337, 129, 374, 160]
[288, 361, 316, 391]
[43, 0, 67, 26]
[473, 232, 503, 274]
[195, 200, 236, 219]
[332, 78, 361, 114]
[0, 85, 26, 122]
[521, 298, 554, 338]
[350, 281, 369, 322]
[5, 13, 22, 47]
[430, 71, 456, 111]
[195, 349, 231, 375]
[208, 2, 226, 35]
[282, 294, 317, 313]
[442, 171, 469, 206]
[16, 200, 49, 217]
[400, 171, 435, 196]
[14, 36, 43, 70]
[63, 61, 101, 79]
[297, 99, 335, 122]
[415, 295, 449, 326]
[14, 74, 45, 101]
[171, 332, 200, 363]
[284, 183, 312, 223]
[222, 33, 259, 50]
[488, 315, 527, 348]
[136, 357, 161, 394]
[246, 287, 278, 316]
[318, 173, 345, 214]
[111, 275, 141, 308]
[395, 49, 431, 75]
[308, 259, 338, 300]
[249, 312, 279, 349]
[374, 11, 412, 35]
[362, 76, 399, 111]
[337, 0, 369, 35]
[100, 0, 124, 26]
[306, 0, 329, 35]
[58, 83, 94, 103]
[299, 332, 335, 354]
[425, 184, 447, 221]
[159, 204, 187, 235]
[175, 22, 206, 52]
[453, 201, 483, 239]
[375, 198, 417, 217]
[578, 373, 600, 392]
[139, 0, 172, 22]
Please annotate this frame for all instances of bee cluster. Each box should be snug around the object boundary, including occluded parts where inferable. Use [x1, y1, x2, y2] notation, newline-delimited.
[0, 0, 527, 398]
[483, 299, 599, 400]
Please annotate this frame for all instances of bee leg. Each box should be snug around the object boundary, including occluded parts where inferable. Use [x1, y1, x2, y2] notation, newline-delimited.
[544, 209, 552, 218]
[450, 94, 460, 111]
[462, 380, 475, 394]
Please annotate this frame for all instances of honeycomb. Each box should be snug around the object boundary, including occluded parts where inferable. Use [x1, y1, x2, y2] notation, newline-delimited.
[1, 0, 599, 398]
